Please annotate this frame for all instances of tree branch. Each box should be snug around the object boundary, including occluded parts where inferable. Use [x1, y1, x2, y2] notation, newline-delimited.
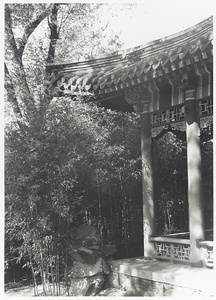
[56, 4, 71, 36]
[4, 63, 23, 118]
[18, 4, 55, 57]
[5, 4, 20, 60]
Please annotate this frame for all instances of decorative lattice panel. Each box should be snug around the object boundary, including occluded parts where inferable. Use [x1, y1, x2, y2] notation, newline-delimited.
[155, 242, 190, 263]
[151, 98, 213, 128]
[172, 243, 190, 261]
[199, 98, 213, 117]
[156, 242, 172, 259]
[151, 105, 185, 127]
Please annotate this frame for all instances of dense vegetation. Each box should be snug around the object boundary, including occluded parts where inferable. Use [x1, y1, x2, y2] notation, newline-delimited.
[5, 97, 143, 289]
[153, 131, 213, 235]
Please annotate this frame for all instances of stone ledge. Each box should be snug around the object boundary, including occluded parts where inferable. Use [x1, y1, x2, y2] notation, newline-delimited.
[108, 257, 215, 295]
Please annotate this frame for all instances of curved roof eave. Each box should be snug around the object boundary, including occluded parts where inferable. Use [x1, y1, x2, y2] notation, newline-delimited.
[46, 16, 213, 98]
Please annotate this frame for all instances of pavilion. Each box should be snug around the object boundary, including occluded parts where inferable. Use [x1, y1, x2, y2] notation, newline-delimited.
[46, 16, 213, 271]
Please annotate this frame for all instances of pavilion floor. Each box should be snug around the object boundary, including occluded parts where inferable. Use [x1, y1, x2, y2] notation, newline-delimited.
[107, 257, 215, 296]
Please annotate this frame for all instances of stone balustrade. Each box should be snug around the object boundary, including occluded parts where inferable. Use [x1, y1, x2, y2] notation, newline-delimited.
[151, 235, 214, 267]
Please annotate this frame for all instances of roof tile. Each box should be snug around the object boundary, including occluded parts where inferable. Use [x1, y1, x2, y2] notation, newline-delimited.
[47, 17, 213, 98]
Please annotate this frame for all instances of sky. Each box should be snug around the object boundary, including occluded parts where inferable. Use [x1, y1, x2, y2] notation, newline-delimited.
[105, 0, 215, 49]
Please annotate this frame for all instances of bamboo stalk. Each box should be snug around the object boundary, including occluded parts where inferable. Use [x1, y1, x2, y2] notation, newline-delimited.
[46, 264, 52, 296]
[38, 244, 46, 296]
[50, 261, 55, 295]
[96, 171, 103, 231]
[29, 253, 38, 296]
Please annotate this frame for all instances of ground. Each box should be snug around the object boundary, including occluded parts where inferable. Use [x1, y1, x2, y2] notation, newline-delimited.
[4, 283, 133, 297]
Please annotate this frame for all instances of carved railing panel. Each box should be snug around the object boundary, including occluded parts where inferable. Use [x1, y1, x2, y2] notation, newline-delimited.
[204, 247, 214, 267]
[151, 237, 214, 267]
[151, 237, 190, 264]
[198, 241, 214, 268]
[155, 242, 191, 263]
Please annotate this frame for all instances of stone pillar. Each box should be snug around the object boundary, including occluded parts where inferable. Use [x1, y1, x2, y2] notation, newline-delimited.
[125, 91, 155, 259]
[185, 89, 205, 267]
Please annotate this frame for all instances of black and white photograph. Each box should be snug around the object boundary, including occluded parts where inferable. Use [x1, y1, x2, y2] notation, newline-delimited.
[3, 0, 215, 297]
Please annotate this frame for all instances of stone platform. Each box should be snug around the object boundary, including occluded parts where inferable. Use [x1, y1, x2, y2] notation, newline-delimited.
[107, 257, 215, 296]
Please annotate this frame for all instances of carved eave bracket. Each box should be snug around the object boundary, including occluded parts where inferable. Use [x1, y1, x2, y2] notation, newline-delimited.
[125, 90, 151, 114]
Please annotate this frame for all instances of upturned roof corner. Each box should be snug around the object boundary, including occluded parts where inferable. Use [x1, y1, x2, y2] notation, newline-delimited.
[45, 16, 213, 103]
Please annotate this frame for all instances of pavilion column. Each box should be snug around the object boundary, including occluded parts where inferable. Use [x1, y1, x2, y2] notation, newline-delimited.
[185, 89, 205, 267]
[140, 103, 155, 258]
[125, 91, 155, 259]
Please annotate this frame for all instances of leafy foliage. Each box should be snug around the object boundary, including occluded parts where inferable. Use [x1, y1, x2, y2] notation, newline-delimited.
[201, 139, 213, 230]
[153, 132, 188, 234]
[54, 3, 136, 61]
[5, 97, 143, 290]
[153, 131, 213, 235]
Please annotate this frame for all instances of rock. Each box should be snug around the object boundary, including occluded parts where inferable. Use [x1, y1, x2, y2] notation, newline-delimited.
[82, 235, 101, 248]
[67, 257, 103, 278]
[69, 225, 101, 264]
[64, 225, 113, 296]
[67, 274, 104, 296]
[65, 258, 110, 296]
[78, 247, 100, 264]
[74, 225, 100, 240]
[100, 244, 117, 258]
[70, 252, 85, 263]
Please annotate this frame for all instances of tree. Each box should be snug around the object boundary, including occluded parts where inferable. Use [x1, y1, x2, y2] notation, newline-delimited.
[5, 3, 142, 293]
[5, 3, 136, 122]
[5, 4, 54, 120]
[53, 3, 125, 62]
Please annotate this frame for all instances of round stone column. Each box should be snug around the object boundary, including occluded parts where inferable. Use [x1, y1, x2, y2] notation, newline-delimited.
[185, 89, 205, 267]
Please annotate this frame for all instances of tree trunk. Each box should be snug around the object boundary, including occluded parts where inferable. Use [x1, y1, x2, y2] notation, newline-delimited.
[5, 4, 36, 119]
[47, 4, 59, 63]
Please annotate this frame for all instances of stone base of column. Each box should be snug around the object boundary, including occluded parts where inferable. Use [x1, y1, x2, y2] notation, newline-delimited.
[190, 261, 203, 268]
[144, 244, 155, 260]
